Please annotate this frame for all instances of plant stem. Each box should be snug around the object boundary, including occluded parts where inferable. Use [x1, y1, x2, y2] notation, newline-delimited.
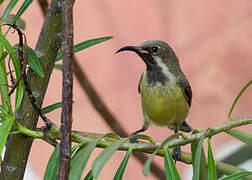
[58, 0, 75, 179]
[14, 116, 252, 177]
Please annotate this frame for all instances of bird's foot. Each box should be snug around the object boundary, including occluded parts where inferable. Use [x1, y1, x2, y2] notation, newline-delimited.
[172, 146, 181, 163]
[130, 136, 138, 143]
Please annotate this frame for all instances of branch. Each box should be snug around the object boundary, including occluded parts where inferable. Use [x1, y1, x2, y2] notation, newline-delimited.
[15, 116, 252, 177]
[58, 0, 75, 179]
[0, 0, 63, 179]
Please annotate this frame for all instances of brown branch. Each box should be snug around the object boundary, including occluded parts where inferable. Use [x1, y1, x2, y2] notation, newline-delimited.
[3, 24, 28, 96]
[58, 0, 75, 179]
[0, 0, 63, 179]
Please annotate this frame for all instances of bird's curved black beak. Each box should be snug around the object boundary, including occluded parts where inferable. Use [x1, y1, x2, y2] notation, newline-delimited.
[115, 46, 141, 54]
[116, 45, 155, 70]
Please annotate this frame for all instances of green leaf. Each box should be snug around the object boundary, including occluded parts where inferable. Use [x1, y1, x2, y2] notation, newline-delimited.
[69, 135, 105, 180]
[219, 171, 252, 180]
[1, 0, 19, 22]
[83, 170, 93, 180]
[0, 51, 12, 115]
[13, 0, 34, 25]
[92, 137, 129, 179]
[113, 146, 134, 180]
[0, 117, 14, 155]
[43, 144, 60, 180]
[0, 105, 8, 116]
[135, 134, 156, 144]
[42, 101, 74, 114]
[71, 144, 80, 156]
[13, 44, 44, 77]
[143, 133, 181, 176]
[163, 145, 181, 180]
[192, 135, 207, 180]
[42, 102, 63, 114]
[225, 129, 252, 145]
[27, 46, 44, 77]
[0, 31, 24, 109]
[227, 80, 252, 121]
[0, 0, 4, 6]
[56, 36, 113, 61]
[207, 138, 217, 180]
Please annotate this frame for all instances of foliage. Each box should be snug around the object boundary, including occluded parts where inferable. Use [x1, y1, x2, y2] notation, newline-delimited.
[0, 1, 251, 180]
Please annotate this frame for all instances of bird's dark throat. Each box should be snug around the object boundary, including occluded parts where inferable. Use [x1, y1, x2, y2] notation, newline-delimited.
[146, 65, 167, 85]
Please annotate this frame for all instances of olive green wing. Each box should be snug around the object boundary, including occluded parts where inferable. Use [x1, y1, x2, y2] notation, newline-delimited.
[138, 74, 143, 93]
[178, 76, 192, 107]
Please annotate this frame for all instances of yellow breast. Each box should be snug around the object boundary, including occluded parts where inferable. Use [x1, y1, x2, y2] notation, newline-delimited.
[140, 72, 189, 129]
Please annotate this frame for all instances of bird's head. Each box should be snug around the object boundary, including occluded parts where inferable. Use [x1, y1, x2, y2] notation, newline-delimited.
[116, 40, 179, 71]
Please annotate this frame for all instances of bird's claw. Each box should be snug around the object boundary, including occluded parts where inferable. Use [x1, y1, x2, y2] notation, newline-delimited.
[130, 136, 138, 143]
[172, 146, 181, 163]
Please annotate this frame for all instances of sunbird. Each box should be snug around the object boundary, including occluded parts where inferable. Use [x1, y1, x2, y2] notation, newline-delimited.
[116, 40, 193, 161]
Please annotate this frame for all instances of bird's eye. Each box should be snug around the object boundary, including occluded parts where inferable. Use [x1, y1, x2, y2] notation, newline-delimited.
[151, 47, 158, 53]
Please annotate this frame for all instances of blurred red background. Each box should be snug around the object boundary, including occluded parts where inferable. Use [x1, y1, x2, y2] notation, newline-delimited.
[1, 0, 252, 179]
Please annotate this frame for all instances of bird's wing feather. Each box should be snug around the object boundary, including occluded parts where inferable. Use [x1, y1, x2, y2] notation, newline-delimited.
[178, 77, 192, 107]
[138, 74, 143, 93]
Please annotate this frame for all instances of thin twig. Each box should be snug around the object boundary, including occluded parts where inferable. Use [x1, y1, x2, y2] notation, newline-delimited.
[58, 0, 75, 179]
[3, 24, 28, 96]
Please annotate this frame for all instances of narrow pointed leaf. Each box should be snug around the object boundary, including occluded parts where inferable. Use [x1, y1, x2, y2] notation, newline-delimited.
[207, 138, 217, 180]
[0, 118, 14, 155]
[42, 101, 74, 114]
[69, 135, 105, 180]
[113, 146, 134, 180]
[56, 36, 113, 61]
[71, 144, 80, 156]
[163, 145, 181, 180]
[135, 134, 156, 144]
[0, 31, 24, 109]
[27, 46, 44, 77]
[164, 156, 172, 180]
[43, 144, 60, 180]
[219, 171, 252, 180]
[192, 135, 207, 180]
[42, 102, 62, 114]
[227, 80, 252, 121]
[84, 170, 93, 180]
[0, 105, 8, 116]
[1, 0, 19, 22]
[225, 129, 252, 145]
[92, 137, 128, 179]
[143, 133, 181, 176]
[13, 44, 44, 77]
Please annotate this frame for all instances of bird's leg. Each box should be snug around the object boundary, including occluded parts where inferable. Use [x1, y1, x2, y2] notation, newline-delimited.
[172, 128, 181, 163]
[130, 125, 148, 143]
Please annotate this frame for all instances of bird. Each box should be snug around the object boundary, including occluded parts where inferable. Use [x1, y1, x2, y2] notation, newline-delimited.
[116, 40, 193, 161]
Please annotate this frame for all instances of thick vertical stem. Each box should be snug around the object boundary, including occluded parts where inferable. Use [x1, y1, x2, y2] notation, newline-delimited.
[58, 0, 75, 179]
